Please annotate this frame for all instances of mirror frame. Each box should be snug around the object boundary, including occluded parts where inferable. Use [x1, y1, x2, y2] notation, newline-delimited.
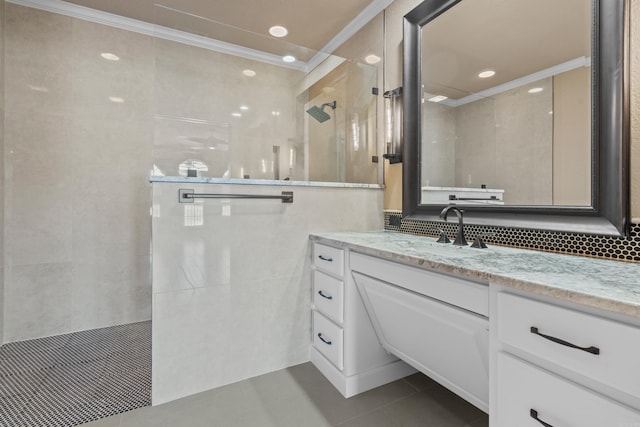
[402, 0, 630, 236]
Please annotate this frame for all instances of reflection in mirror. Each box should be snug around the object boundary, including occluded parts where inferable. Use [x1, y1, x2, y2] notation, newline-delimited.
[420, 0, 591, 206]
[151, 5, 381, 184]
[403, 0, 629, 236]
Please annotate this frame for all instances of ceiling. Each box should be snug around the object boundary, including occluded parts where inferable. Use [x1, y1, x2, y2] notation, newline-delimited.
[63, 0, 374, 55]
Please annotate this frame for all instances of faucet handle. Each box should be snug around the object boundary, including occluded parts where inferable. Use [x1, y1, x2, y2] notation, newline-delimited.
[471, 232, 496, 249]
[432, 228, 451, 244]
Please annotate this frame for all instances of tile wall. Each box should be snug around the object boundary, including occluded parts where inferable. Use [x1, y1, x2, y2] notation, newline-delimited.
[151, 182, 383, 404]
[3, 4, 155, 341]
[385, 212, 640, 264]
[0, 0, 5, 345]
[1, 2, 385, 345]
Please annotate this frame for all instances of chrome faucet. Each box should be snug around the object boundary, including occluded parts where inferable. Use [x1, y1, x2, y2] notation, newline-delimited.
[439, 205, 468, 246]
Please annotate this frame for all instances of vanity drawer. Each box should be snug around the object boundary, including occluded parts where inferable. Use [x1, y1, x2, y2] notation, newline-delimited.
[313, 311, 344, 371]
[313, 271, 344, 324]
[313, 243, 344, 277]
[496, 352, 640, 426]
[497, 292, 640, 399]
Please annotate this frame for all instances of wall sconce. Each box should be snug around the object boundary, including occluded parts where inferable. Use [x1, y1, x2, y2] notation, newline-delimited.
[383, 87, 402, 164]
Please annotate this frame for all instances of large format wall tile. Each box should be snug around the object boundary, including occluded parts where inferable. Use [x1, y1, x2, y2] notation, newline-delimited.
[0, 0, 4, 346]
[152, 182, 383, 404]
[3, 5, 153, 341]
[71, 19, 154, 122]
[4, 4, 73, 116]
[4, 111, 73, 267]
[4, 263, 74, 342]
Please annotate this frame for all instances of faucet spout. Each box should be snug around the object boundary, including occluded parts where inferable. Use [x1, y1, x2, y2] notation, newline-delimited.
[439, 205, 468, 246]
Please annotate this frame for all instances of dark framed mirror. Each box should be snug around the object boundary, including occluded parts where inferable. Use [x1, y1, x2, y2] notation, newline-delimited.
[402, 0, 630, 236]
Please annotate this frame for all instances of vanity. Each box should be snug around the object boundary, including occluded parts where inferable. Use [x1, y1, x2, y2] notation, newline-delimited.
[309, 230, 640, 426]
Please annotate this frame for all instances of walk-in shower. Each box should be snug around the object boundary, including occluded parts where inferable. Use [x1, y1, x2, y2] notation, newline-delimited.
[306, 101, 337, 123]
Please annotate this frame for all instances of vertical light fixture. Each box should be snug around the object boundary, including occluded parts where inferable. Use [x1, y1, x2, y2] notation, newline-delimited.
[383, 87, 403, 164]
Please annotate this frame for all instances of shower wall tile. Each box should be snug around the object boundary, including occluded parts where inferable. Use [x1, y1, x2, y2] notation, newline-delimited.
[4, 263, 74, 342]
[4, 4, 73, 116]
[152, 182, 383, 404]
[3, 110, 73, 267]
[0, 0, 4, 346]
[71, 256, 152, 331]
[70, 116, 152, 265]
[70, 19, 154, 122]
[3, 5, 153, 342]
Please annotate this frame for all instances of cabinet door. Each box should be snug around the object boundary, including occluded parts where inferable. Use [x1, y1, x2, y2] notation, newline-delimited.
[353, 272, 489, 411]
[497, 352, 640, 426]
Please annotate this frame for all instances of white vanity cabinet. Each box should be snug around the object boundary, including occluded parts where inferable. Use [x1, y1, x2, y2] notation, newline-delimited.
[310, 243, 415, 398]
[491, 287, 640, 426]
[351, 253, 490, 412]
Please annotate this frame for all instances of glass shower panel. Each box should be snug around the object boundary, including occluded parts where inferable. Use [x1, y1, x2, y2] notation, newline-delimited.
[151, 5, 379, 184]
[301, 60, 378, 184]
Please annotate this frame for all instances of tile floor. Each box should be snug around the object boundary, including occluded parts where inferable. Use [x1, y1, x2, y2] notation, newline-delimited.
[81, 362, 488, 427]
[0, 321, 151, 426]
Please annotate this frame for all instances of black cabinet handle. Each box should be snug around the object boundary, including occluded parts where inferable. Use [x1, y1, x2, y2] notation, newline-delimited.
[317, 333, 332, 345]
[530, 327, 600, 355]
[318, 255, 333, 262]
[530, 409, 554, 427]
[318, 290, 333, 300]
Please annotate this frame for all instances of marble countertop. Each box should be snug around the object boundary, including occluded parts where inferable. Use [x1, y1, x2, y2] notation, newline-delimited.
[311, 230, 640, 318]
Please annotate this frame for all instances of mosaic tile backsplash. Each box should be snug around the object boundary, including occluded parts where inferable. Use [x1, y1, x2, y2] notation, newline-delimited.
[384, 211, 640, 264]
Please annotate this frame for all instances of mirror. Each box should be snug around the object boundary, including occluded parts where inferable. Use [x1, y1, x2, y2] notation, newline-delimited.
[403, 0, 629, 236]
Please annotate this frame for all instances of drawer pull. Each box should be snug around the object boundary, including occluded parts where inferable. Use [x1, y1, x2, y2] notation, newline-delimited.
[317, 333, 332, 345]
[318, 290, 333, 300]
[318, 255, 333, 262]
[530, 409, 554, 427]
[530, 327, 600, 355]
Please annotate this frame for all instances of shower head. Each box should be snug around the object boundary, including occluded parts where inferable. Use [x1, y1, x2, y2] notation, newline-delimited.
[306, 100, 337, 123]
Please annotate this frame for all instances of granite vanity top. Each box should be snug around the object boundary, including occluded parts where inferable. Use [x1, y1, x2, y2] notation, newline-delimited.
[311, 230, 640, 318]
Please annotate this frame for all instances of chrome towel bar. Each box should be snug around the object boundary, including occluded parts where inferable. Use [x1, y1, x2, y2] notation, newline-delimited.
[179, 189, 293, 203]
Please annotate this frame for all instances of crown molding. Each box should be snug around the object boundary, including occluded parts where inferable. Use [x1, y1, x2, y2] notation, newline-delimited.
[8, 0, 390, 74]
[306, 0, 392, 71]
[435, 56, 592, 108]
[6, 0, 308, 71]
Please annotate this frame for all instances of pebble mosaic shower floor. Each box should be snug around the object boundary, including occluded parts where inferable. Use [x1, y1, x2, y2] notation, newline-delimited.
[0, 321, 151, 426]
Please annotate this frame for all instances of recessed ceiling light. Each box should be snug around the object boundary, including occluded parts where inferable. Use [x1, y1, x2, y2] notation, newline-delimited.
[109, 96, 124, 103]
[232, 112, 242, 117]
[272, 111, 280, 116]
[240, 105, 249, 111]
[528, 87, 544, 94]
[269, 25, 288, 37]
[428, 95, 448, 103]
[282, 55, 296, 63]
[242, 69, 256, 77]
[101, 53, 120, 61]
[365, 54, 381, 64]
[478, 70, 496, 78]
